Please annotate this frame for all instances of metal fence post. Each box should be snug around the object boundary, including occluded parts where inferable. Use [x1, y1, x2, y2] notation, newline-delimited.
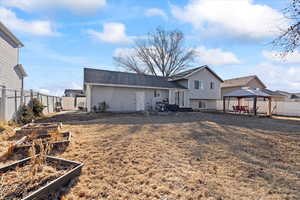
[1, 86, 6, 121]
[15, 90, 17, 113]
[47, 96, 49, 113]
[52, 96, 55, 112]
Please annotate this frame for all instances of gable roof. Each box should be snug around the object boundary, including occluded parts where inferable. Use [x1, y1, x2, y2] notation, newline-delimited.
[222, 75, 266, 88]
[224, 88, 270, 98]
[169, 65, 224, 82]
[84, 68, 186, 89]
[0, 22, 23, 48]
[276, 90, 300, 98]
[258, 88, 284, 97]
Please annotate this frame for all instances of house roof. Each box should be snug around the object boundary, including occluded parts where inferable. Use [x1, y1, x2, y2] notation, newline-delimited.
[258, 88, 284, 97]
[84, 68, 186, 89]
[0, 22, 23, 48]
[224, 88, 271, 98]
[64, 89, 83, 93]
[222, 75, 266, 88]
[276, 90, 300, 98]
[169, 65, 224, 82]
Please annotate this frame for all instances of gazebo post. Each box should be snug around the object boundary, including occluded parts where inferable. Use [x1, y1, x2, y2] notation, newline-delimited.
[223, 97, 226, 113]
[268, 97, 272, 117]
[238, 97, 241, 106]
[253, 96, 257, 116]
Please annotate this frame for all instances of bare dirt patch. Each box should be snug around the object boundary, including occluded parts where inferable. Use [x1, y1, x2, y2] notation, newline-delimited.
[3, 112, 300, 199]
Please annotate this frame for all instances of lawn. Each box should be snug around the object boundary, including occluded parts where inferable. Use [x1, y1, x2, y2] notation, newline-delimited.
[2, 111, 300, 200]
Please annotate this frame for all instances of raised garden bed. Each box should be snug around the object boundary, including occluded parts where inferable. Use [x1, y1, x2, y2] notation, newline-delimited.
[15, 123, 63, 136]
[0, 155, 83, 200]
[14, 132, 72, 155]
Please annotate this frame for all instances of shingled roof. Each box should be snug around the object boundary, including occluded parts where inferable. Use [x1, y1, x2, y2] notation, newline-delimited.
[0, 22, 23, 47]
[84, 68, 186, 89]
[222, 75, 266, 88]
[224, 88, 270, 98]
[169, 65, 223, 82]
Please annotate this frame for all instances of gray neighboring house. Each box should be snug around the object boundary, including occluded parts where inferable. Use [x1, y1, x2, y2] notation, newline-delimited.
[64, 89, 85, 97]
[0, 22, 27, 91]
[84, 66, 223, 112]
[276, 90, 300, 102]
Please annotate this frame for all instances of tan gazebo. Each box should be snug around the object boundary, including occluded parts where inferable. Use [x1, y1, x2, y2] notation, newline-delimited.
[223, 88, 272, 116]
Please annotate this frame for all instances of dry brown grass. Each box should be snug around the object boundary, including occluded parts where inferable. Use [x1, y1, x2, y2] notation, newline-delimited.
[0, 139, 65, 200]
[3, 111, 300, 199]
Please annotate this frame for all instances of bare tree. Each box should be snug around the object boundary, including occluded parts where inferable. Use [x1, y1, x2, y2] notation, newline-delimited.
[274, 0, 300, 54]
[114, 27, 195, 77]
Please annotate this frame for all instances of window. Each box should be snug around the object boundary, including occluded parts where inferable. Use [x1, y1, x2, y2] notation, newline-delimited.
[154, 90, 160, 97]
[199, 81, 204, 89]
[198, 101, 206, 109]
[194, 80, 199, 89]
[210, 82, 215, 89]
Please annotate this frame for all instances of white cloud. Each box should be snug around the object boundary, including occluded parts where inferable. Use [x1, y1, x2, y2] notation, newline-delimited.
[88, 23, 132, 44]
[0, 0, 106, 14]
[195, 46, 241, 66]
[145, 8, 167, 19]
[0, 7, 57, 36]
[114, 48, 136, 57]
[171, 0, 287, 40]
[251, 62, 300, 92]
[262, 50, 300, 64]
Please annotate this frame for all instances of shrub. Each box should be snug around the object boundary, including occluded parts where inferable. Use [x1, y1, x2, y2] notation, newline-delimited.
[98, 101, 109, 112]
[16, 105, 34, 124]
[28, 98, 45, 117]
[0, 124, 4, 132]
[92, 102, 109, 113]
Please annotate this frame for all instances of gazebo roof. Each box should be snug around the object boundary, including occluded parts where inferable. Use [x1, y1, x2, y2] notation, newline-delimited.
[224, 88, 271, 98]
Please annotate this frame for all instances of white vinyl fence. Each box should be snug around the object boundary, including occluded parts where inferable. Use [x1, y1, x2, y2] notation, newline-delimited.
[217, 99, 300, 117]
[0, 86, 61, 121]
[61, 97, 86, 111]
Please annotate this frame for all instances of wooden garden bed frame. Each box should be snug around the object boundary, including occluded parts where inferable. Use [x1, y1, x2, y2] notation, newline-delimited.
[14, 132, 72, 154]
[0, 155, 84, 200]
[15, 123, 63, 136]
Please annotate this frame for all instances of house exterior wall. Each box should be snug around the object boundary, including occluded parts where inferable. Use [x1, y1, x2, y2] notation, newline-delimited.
[247, 79, 266, 89]
[0, 32, 22, 90]
[221, 86, 241, 97]
[221, 78, 266, 97]
[190, 99, 217, 110]
[176, 79, 188, 88]
[89, 85, 168, 112]
[186, 68, 222, 100]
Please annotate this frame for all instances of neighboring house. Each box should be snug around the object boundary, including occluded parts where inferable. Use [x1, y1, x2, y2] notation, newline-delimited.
[84, 65, 223, 112]
[221, 75, 266, 97]
[0, 22, 27, 91]
[276, 90, 300, 102]
[64, 89, 85, 97]
[258, 88, 285, 102]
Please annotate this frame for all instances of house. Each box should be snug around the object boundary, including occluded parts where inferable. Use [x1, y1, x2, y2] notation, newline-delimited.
[84, 65, 223, 112]
[258, 88, 285, 102]
[0, 22, 27, 91]
[276, 90, 300, 102]
[221, 75, 266, 97]
[64, 89, 85, 97]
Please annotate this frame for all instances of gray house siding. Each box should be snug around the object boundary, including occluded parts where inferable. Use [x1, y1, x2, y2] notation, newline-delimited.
[186, 68, 222, 109]
[0, 32, 22, 90]
[90, 85, 168, 112]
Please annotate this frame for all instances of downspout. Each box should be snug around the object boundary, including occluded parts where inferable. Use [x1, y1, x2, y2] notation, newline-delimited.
[18, 47, 24, 105]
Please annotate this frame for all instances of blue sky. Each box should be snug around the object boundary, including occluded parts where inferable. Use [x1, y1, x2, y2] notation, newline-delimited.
[1, 0, 299, 95]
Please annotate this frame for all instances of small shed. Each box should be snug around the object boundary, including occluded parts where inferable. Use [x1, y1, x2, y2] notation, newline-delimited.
[223, 88, 272, 116]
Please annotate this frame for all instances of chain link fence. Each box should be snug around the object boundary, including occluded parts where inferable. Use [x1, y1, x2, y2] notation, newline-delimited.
[0, 86, 61, 121]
